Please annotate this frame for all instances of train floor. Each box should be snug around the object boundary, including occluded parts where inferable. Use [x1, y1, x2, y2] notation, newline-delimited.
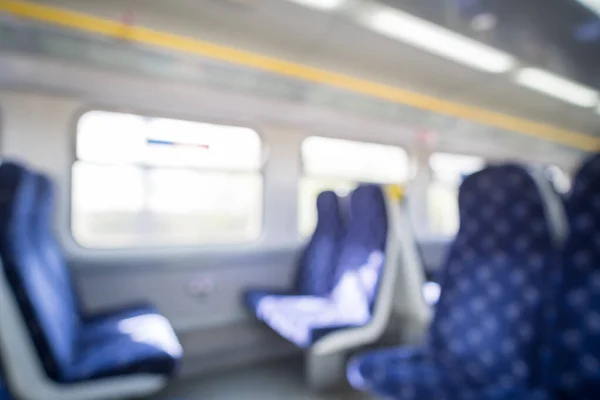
[154, 358, 374, 400]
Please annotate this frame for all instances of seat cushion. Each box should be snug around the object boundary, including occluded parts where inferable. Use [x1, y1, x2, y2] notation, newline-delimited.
[254, 294, 369, 347]
[347, 347, 451, 399]
[65, 314, 183, 382]
[81, 303, 159, 344]
[348, 347, 549, 400]
[244, 289, 294, 313]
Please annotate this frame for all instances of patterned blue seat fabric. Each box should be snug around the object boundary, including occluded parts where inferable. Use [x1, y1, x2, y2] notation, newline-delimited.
[551, 154, 600, 400]
[0, 162, 182, 383]
[348, 165, 559, 399]
[246, 185, 387, 348]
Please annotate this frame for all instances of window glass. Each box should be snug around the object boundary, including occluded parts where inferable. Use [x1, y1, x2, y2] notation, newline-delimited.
[72, 111, 263, 248]
[428, 152, 485, 236]
[302, 136, 408, 182]
[298, 136, 408, 236]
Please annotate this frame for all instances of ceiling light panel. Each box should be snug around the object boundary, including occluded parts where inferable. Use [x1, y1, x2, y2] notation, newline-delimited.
[515, 68, 598, 108]
[286, 0, 347, 11]
[357, 4, 515, 73]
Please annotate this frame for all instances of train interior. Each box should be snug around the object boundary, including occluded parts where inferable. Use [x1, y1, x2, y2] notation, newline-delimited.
[0, 0, 599, 399]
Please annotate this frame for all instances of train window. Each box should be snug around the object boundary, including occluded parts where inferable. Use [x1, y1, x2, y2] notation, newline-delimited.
[428, 152, 485, 236]
[72, 110, 263, 248]
[298, 136, 408, 236]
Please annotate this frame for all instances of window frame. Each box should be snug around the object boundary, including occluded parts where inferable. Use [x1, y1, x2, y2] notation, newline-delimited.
[69, 107, 267, 250]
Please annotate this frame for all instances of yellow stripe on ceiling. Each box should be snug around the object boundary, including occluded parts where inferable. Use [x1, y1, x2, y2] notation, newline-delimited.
[2, 0, 599, 151]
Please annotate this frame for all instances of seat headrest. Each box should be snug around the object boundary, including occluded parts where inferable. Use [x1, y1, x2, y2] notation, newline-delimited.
[316, 190, 338, 209]
[347, 184, 387, 238]
[0, 162, 36, 230]
[315, 190, 340, 226]
[458, 164, 548, 234]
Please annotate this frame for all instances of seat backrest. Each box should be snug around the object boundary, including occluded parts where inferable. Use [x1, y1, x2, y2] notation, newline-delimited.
[429, 164, 561, 390]
[0, 162, 79, 380]
[553, 154, 600, 398]
[0, 376, 10, 400]
[33, 173, 81, 316]
[330, 184, 387, 317]
[296, 190, 343, 296]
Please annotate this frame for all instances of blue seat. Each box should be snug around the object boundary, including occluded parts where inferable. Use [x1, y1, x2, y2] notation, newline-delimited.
[0, 162, 182, 384]
[551, 154, 600, 399]
[0, 377, 11, 400]
[347, 165, 561, 399]
[33, 173, 160, 343]
[246, 190, 343, 307]
[245, 185, 387, 348]
[244, 190, 343, 338]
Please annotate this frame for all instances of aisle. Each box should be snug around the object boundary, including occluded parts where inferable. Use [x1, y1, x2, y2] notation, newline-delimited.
[155, 358, 373, 400]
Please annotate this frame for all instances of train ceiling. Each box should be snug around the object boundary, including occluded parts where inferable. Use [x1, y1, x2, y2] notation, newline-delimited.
[381, 0, 600, 90]
[2, 0, 599, 145]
